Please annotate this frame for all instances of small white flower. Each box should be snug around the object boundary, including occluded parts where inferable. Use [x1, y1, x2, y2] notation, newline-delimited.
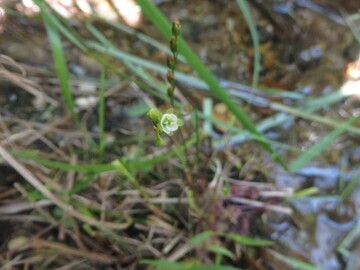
[160, 113, 179, 134]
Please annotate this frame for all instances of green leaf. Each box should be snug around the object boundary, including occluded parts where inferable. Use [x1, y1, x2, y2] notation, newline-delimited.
[190, 231, 214, 246]
[98, 66, 106, 161]
[14, 136, 198, 174]
[111, 160, 140, 189]
[286, 187, 318, 201]
[141, 260, 239, 270]
[34, 0, 86, 51]
[269, 250, 319, 270]
[340, 168, 360, 200]
[224, 233, 274, 246]
[141, 260, 188, 270]
[289, 115, 360, 171]
[236, 0, 260, 88]
[41, 7, 79, 124]
[207, 245, 235, 259]
[68, 176, 96, 195]
[127, 102, 151, 117]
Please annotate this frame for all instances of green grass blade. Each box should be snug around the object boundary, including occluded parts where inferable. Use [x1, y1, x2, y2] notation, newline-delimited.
[98, 66, 106, 161]
[190, 231, 214, 246]
[141, 260, 184, 270]
[337, 223, 360, 257]
[111, 160, 140, 189]
[207, 245, 235, 259]
[269, 250, 319, 270]
[13, 136, 198, 173]
[340, 168, 360, 200]
[223, 233, 274, 246]
[345, 13, 360, 44]
[135, 0, 285, 167]
[199, 112, 299, 152]
[86, 22, 109, 45]
[226, 90, 347, 147]
[286, 187, 318, 201]
[272, 102, 360, 135]
[85, 24, 167, 97]
[236, 0, 260, 88]
[68, 175, 96, 195]
[42, 18, 79, 124]
[98, 16, 186, 62]
[289, 116, 360, 171]
[14, 151, 114, 172]
[34, 0, 86, 51]
[202, 98, 213, 135]
[141, 260, 239, 270]
[34, 3, 171, 105]
[85, 26, 298, 105]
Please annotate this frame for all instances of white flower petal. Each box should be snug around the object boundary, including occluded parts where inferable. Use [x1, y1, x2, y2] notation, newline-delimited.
[160, 113, 180, 134]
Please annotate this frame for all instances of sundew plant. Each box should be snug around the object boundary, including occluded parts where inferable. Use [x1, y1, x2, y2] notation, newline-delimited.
[147, 20, 184, 146]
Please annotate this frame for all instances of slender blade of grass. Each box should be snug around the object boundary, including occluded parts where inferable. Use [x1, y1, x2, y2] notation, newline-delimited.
[14, 151, 115, 172]
[13, 135, 198, 173]
[207, 245, 235, 259]
[34, 0, 86, 51]
[79, 24, 300, 104]
[268, 250, 319, 270]
[96, 15, 187, 62]
[236, 0, 260, 88]
[286, 187, 319, 201]
[111, 160, 140, 189]
[98, 66, 106, 161]
[289, 115, 360, 171]
[340, 168, 360, 200]
[225, 90, 346, 147]
[337, 223, 360, 257]
[190, 231, 214, 246]
[141, 260, 239, 270]
[272, 102, 360, 135]
[41, 11, 79, 124]
[223, 233, 274, 246]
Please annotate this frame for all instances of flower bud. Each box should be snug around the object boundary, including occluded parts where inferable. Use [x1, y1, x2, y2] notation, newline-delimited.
[167, 85, 174, 97]
[172, 20, 181, 37]
[170, 36, 177, 54]
[147, 108, 161, 124]
[166, 55, 176, 70]
[167, 70, 175, 85]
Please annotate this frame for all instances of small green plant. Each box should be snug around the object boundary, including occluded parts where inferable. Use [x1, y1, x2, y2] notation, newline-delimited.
[147, 20, 184, 145]
[147, 107, 184, 145]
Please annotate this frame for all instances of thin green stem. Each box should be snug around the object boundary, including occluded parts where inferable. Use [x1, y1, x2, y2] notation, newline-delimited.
[98, 66, 106, 161]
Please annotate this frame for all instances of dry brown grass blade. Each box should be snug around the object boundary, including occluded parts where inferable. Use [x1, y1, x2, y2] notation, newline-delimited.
[0, 146, 132, 230]
[229, 197, 293, 215]
[0, 200, 53, 214]
[167, 243, 192, 262]
[0, 188, 18, 200]
[0, 130, 34, 147]
[31, 238, 119, 264]
[0, 254, 44, 270]
[52, 259, 88, 270]
[0, 118, 68, 160]
[0, 55, 59, 106]
[1, 115, 91, 139]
